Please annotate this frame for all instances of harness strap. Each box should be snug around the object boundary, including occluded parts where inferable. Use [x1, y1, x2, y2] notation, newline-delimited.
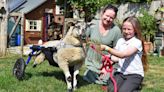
[55, 39, 79, 50]
[90, 45, 117, 92]
[79, 35, 87, 57]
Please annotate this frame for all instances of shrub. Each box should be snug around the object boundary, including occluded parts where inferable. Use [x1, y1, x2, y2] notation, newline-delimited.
[138, 9, 158, 42]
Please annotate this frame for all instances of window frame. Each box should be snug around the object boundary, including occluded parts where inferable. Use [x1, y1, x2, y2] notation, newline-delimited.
[25, 19, 42, 31]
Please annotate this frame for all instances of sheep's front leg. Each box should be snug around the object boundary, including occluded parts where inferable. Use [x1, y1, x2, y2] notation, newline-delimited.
[58, 63, 72, 92]
[73, 62, 83, 90]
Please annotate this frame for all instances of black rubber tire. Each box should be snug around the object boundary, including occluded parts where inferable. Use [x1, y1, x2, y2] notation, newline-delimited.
[13, 58, 26, 80]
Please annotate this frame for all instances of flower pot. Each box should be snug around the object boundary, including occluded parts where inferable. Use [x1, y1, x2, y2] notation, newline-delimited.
[161, 48, 164, 56]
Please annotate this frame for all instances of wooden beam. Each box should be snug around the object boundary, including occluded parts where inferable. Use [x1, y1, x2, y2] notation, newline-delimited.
[9, 12, 22, 17]
[9, 16, 21, 39]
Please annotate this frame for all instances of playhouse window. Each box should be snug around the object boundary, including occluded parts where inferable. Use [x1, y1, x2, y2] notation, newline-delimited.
[26, 20, 42, 31]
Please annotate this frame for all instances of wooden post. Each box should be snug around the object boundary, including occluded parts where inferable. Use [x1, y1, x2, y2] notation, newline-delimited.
[0, 13, 8, 56]
[0, 0, 8, 56]
[0, 15, 2, 56]
[62, 0, 67, 38]
[20, 12, 24, 57]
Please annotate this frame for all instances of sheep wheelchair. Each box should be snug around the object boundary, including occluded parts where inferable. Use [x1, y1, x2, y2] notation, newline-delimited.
[13, 44, 83, 92]
[13, 45, 58, 80]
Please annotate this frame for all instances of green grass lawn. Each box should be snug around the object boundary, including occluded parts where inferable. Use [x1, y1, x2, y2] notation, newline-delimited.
[0, 54, 164, 92]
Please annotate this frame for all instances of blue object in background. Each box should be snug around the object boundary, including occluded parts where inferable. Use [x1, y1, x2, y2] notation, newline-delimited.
[16, 34, 21, 46]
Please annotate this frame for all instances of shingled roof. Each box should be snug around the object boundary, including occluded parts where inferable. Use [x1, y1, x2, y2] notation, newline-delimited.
[8, 0, 47, 13]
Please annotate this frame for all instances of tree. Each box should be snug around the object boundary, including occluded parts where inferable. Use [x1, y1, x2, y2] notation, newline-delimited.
[67, 0, 153, 22]
[138, 9, 157, 42]
[67, 0, 118, 21]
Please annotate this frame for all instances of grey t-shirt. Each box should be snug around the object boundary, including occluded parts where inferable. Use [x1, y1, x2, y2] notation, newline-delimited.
[83, 20, 122, 84]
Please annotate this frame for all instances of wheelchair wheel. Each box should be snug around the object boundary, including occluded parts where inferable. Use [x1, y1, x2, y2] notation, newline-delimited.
[13, 58, 26, 80]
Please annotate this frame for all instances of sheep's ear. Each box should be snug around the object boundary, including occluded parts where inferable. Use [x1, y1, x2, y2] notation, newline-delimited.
[76, 20, 83, 24]
[66, 26, 74, 36]
[87, 22, 94, 28]
[81, 22, 94, 32]
[67, 21, 75, 26]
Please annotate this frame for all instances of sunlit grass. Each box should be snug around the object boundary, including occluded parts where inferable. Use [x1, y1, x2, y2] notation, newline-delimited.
[0, 54, 164, 92]
[141, 56, 164, 92]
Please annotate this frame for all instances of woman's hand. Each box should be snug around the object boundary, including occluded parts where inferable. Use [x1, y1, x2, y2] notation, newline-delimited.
[99, 67, 108, 80]
[101, 44, 109, 51]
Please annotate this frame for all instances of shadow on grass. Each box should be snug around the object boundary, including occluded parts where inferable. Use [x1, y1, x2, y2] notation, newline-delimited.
[24, 72, 33, 80]
[40, 71, 65, 82]
[76, 75, 92, 88]
[32, 70, 91, 88]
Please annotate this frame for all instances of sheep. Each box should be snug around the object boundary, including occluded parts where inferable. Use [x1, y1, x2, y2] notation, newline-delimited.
[33, 21, 88, 92]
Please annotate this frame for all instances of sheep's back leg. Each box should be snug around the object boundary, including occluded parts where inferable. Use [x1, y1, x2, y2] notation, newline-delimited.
[33, 53, 45, 67]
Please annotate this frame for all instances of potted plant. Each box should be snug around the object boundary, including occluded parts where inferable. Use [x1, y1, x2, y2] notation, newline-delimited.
[138, 9, 158, 53]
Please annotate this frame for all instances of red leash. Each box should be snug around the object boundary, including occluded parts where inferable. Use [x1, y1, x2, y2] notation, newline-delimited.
[90, 45, 117, 92]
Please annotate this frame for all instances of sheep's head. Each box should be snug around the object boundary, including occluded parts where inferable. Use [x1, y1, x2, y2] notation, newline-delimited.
[66, 21, 92, 38]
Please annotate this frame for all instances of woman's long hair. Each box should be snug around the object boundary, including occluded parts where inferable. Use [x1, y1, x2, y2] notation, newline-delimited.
[122, 16, 148, 72]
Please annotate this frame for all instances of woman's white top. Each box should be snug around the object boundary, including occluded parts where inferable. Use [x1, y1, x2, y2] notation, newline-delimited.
[115, 37, 144, 77]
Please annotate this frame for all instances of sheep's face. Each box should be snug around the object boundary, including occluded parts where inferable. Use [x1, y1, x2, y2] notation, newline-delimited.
[66, 21, 93, 39]
[70, 21, 87, 38]
[72, 21, 92, 37]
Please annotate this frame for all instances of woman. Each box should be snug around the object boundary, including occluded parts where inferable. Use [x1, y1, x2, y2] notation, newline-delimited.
[101, 16, 148, 92]
[83, 4, 122, 85]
